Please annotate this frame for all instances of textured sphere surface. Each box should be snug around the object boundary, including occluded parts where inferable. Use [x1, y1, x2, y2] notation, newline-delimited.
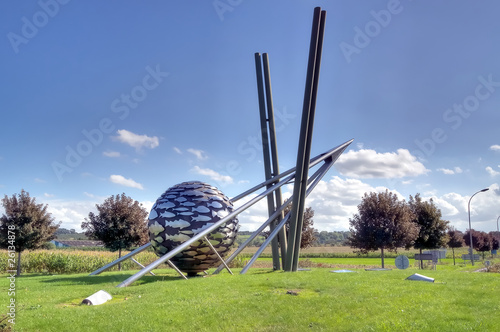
[148, 181, 239, 274]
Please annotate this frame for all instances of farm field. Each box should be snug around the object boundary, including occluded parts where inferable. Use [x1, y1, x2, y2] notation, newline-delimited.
[1, 248, 499, 331]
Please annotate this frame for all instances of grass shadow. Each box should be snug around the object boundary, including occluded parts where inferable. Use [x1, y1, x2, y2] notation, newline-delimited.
[40, 272, 185, 286]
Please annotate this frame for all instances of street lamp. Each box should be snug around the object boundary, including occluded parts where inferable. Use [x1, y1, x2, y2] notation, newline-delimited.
[468, 188, 489, 266]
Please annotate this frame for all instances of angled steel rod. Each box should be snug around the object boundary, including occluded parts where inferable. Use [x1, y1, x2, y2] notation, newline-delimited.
[203, 236, 233, 275]
[231, 139, 353, 203]
[166, 260, 188, 280]
[97, 140, 351, 286]
[255, 52, 280, 270]
[115, 172, 295, 287]
[89, 242, 152, 275]
[130, 258, 155, 276]
[286, 7, 326, 271]
[215, 142, 350, 275]
[241, 157, 334, 274]
[262, 52, 287, 268]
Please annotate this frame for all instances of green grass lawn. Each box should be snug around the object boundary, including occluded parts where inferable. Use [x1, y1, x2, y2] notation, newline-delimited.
[2, 263, 499, 331]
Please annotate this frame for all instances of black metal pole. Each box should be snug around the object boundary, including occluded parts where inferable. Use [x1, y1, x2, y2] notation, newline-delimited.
[262, 53, 287, 267]
[290, 9, 327, 271]
[285, 7, 324, 272]
[255, 53, 281, 270]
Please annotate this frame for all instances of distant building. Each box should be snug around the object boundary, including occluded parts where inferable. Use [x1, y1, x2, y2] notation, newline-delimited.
[50, 240, 104, 248]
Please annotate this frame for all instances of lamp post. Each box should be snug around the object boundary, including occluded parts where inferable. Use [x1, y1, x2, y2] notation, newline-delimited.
[468, 188, 489, 266]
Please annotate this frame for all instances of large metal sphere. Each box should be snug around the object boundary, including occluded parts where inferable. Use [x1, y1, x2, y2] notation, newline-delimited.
[148, 181, 239, 275]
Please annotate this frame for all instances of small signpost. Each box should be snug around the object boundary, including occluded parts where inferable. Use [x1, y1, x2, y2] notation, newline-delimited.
[461, 254, 480, 263]
[414, 253, 438, 270]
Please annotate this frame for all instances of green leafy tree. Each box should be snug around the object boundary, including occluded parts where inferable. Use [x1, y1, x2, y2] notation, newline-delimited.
[409, 194, 449, 268]
[347, 190, 419, 268]
[446, 227, 464, 265]
[0, 190, 60, 276]
[262, 205, 316, 249]
[82, 193, 149, 270]
[489, 231, 499, 251]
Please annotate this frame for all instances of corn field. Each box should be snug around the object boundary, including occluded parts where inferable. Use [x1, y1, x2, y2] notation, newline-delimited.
[0, 250, 163, 274]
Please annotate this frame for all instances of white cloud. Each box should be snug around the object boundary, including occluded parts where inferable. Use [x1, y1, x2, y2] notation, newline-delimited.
[437, 167, 462, 175]
[334, 149, 429, 179]
[235, 176, 395, 232]
[34, 178, 46, 183]
[173, 147, 182, 154]
[44, 193, 54, 198]
[103, 151, 121, 158]
[486, 166, 500, 177]
[109, 174, 144, 190]
[188, 148, 208, 160]
[489, 145, 500, 151]
[191, 166, 233, 184]
[113, 129, 159, 151]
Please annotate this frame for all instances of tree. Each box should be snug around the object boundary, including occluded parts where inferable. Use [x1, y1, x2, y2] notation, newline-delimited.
[347, 190, 419, 268]
[489, 231, 500, 252]
[262, 205, 316, 249]
[0, 190, 60, 276]
[476, 231, 492, 259]
[409, 194, 449, 268]
[82, 193, 149, 270]
[446, 227, 464, 265]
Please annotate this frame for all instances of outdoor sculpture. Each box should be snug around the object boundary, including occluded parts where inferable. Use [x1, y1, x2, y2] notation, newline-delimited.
[148, 181, 238, 276]
[90, 7, 354, 287]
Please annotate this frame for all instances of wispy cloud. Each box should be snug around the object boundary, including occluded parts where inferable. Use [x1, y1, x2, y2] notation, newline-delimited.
[489, 145, 500, 151]
[109, 174, 144, 189]
[188, 148, 208, 160]
[44, 193, 54, 198]
[486, 166, 500, 177]
[34, 178, 46, 183]
[437, 167, 463, 175]
[191, 166, 233, 184]
[113, 129, 159, 151]
[335, 149, 429, 179]
[173, 147, 182, 154]
[103, 151, 121, 158]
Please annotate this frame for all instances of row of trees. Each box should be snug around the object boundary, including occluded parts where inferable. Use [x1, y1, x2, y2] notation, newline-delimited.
[0, 190, 149, 275]
[347, 190, 499, 267]
[1, 189, 498, 274]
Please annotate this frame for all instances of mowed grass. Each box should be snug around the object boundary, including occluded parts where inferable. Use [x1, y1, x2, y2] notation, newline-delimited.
[2, 264, 499, 331]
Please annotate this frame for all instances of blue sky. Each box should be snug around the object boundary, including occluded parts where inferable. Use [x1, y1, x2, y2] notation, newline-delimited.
[1, 0, 499, 234]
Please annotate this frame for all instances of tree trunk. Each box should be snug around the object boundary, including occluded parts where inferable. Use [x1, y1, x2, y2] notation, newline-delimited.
[381, 248, 385, 268]
[452, 248, 456, 266]
[17, 251, 22, 277]
[118, 248, 122, 271]
[419, 248, 423, 269]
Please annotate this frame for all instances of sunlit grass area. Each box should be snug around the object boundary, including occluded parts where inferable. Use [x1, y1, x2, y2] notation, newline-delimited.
[1, 261, 499, 331]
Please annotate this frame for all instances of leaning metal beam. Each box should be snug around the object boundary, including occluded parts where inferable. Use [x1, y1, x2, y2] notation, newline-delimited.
[105, 140, 351, 286]
[130, 258, 155, 276]
[231, 139, 353, 203]
[89, 242, 152, 275]
[203, 236, 233, 275]
[241, 157, 334, 274]
[214, 141, 351, 274]
[115, 172, 295, 288]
